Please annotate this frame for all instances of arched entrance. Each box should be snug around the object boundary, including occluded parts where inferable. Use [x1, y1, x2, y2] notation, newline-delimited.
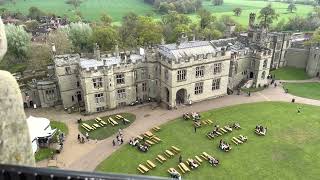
[176, 89, 187, 105]
[249, 72, 254, 79]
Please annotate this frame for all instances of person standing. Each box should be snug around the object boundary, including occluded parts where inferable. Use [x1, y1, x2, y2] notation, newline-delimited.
[112, 139, 116, 146]
[179, 155, 182, 163]
[85, 132, 89, 141]
[77, 134, 80, 142]
[194, 126, 197, 133]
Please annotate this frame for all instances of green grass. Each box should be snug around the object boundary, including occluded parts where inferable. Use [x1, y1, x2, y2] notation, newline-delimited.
[35, 148, 55, 162]
[270, 67, 310, 80]
[50, 121, 69, 135]
[1, 0, 155, 23]
[78, 113, 136, 140]
[283, 82, 320, 100]
[2, 0, 314, 26]
[96, 102, 320, 179]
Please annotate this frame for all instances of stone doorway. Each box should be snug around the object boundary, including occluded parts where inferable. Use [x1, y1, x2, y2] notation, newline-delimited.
[176, 89, 187, 105]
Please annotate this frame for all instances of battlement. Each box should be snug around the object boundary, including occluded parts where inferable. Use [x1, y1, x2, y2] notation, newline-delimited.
[54, 54, 80, 67]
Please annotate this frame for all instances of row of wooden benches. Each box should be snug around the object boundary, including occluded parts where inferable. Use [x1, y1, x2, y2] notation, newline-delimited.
[137, 146, 181, 174]
[207, 125, 235, 139]
[81, 115, 129, 132]
[170, 152, 214, 176]
[194, 119, 214, 128]
[231, 135, 248, 145]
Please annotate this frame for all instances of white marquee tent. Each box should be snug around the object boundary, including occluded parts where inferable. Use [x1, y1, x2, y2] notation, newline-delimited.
[26, 116, 57, 153]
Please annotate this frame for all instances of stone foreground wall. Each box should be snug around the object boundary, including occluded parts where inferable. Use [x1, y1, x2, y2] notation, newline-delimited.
[0, 18, 35, 166]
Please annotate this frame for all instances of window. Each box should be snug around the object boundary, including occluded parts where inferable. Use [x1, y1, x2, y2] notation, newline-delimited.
[117, 89, 126, 99]
[65, 67, 71, 74]
[165, 69, 169, 81]
[92, 77, 103, 88]
[195, 66, 205, 78]
[194, 82, 204, 95]
[177, 69, 187, 82]
[263, 60, 268, 68]
[96, 107, 105, 112]
[261, 71, 266, 79]
[116, 74, 125, 84]
[213, 63, 222, 74]
[142, 82, 147, 92]
[45, 89, 55, 100]
[141, 69, 146, 79]
[212, 78, 221, 90]
[94, 93, 104, 103]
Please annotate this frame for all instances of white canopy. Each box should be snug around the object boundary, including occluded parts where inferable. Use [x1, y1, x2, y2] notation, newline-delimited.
[26, 116, 57, 153]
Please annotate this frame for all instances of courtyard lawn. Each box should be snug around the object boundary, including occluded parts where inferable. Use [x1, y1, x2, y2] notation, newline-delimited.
[96, 102, 320, 179]
[35, 148, 55, 162]
[2, 0, 313, 26]
[283, 82, 320, 100]
[78, 113, 136, 140]
[270, 67, 310, 80]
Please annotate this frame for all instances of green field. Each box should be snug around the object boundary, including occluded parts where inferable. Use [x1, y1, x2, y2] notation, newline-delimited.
[78, 113, 136, 140]
[1, 0, 314, 26]
[284, 82, 320, 100]
[271, 67, 310, 80]
[96, 102, 320, 179]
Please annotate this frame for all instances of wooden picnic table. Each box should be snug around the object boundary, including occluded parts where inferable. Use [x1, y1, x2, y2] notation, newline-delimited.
[225, 126, 232, 131]
[166, 150, 174, 157]
[147, 160, 156, 168]
[172, 146, 180, 152]
[203, 152, 210, 157]
[195, 155, 203, 163]
[139, 164, 149, 172]
[180, 163, 190, 172]
[93, 123, 101, 128]
[83, 123, 93, 130]
[153, 136, 161, 142]
[233, 137, 243, 144]
[145, 131, 153, 137]
[158, 155, 166, 161]
[146, 140, 154, 145]
[96, 117, 102, 121]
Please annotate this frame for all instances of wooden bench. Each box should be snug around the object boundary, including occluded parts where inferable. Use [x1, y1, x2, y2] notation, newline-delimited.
[233, 137, 243, 144]
[158, 155, 166, 162]
[146, 140, 154, 146]
[156, 157, 163, 163]
[137, 167, 145, 174]
[147, 160, 156, 169]
[178, 164, 185, 174]
[81, 125, 90, 132]
[195, 156, 203, 163]
[82, 123, 94, 130]
[224, 126, 233, 132]
[202, 120, 207, 125]
[138, 164, 149, 172]
[152, 126, 161, 132]
[220, 128, 228, 133]
[216, 131, 222, 136]
[165, 150, 174, 157]
[93, 123, 101, 128]
[231, 139, 238, 145]
[179, 163, 190, 172]
[171, 146, 181, 153]
[115, 115, 123, 120]
[207, 119, 213, 124]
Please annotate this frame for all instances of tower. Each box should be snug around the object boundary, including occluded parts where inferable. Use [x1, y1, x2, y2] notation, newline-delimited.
[249, 13, 256, 29]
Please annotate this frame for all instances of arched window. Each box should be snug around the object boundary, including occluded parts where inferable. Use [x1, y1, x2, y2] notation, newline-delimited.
[263, 60, 268, 68]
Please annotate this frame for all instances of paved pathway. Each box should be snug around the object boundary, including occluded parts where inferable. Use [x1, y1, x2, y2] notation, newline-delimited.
[27, 81, 320, 171]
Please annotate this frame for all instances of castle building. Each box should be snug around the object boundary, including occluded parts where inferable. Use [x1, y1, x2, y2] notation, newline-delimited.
[21, 14, 320, 114]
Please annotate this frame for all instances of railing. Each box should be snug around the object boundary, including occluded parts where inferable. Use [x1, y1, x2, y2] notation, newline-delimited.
[0, 164, 170, 180]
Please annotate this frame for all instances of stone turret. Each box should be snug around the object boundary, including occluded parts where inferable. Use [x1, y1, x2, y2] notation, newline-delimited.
[93, 43, 101, 61]
[249, 13, 256, 29]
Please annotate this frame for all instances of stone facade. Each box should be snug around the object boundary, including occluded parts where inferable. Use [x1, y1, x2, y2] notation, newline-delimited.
[53, 36, 272, 113]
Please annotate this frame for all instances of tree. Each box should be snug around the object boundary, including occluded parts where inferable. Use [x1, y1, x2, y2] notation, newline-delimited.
[212, 0, 223, 6]
[27, 44, 52, 70]
[161, 12, 191, 43]
[100, 13, 113, 26]
[198, 9, 216, 29]
[119, 12, 139, 48]
[136, 16, 163, 46]
[65, 22, 93, 52]
[200, 28, 222, 40]
[91, 26, 118, 51]
[65, 0, 82, 9]
[258, 4, 279, 28]
[287, 3, 297, 13]
[24, 20, 39, 33]
[308, 27, 320, 45]
[5, 24, 31, 62]
[47, 29, 73, 54]
[28, 6, 45, 20]
[233, 7, 242, 16]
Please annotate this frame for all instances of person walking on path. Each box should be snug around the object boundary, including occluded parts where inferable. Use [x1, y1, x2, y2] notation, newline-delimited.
[112, 139, 116, 146]
[77, 134, 80, 142]
[85, 132, 89, 141]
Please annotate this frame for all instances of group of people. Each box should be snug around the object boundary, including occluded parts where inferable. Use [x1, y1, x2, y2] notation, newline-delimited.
[113, 128, 124, 146]
[168, 168, 181, 180]
[208, 125, 221, 138]
[77, 132, 89, 144]
[255, 125, 267, 136]
[208, 156, 220, 167]
[128, 137, 149, 152]
[183, 112, 201, 121]
[219, 139, 231, 152]
[187, 159, 199, 169]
